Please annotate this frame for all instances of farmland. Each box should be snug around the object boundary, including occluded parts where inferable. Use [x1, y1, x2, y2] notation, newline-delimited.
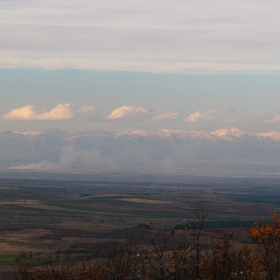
[0, 171, 280, 273]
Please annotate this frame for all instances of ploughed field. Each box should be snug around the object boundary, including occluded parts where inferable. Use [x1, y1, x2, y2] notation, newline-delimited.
[0, 171, 279, 271]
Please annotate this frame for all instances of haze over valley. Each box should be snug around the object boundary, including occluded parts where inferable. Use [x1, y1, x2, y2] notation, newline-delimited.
[1, 128, 280, 177]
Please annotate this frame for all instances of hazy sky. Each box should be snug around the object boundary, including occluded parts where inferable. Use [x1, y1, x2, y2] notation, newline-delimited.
[0, 0, 280, 132]
[0, 1, 280, 150]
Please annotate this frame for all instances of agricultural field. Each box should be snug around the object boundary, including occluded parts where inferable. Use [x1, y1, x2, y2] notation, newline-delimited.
[0, 171, 280, 273]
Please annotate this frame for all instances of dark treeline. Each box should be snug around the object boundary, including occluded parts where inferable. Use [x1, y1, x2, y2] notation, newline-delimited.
[12, 209, 280, 280]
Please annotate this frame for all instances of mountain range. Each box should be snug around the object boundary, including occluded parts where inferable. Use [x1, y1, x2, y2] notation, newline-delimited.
[1, 128, 280, 176]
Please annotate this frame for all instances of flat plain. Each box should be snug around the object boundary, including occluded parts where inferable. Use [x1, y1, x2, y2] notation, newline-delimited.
[0, 171, 280, 272]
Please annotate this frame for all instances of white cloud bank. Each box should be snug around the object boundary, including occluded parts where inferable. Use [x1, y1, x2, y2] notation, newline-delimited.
[106, 106, 148, 121]
[2, 103, 94, 120]
[1, 0, 280, 73]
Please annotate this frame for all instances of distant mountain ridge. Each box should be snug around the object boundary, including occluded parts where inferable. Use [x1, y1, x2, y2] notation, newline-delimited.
[5, 128, 280, 141]
[1, 128, 280, 176]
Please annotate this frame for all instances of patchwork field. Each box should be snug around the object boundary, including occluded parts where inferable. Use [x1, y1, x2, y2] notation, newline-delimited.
[0, 171, 279, 272]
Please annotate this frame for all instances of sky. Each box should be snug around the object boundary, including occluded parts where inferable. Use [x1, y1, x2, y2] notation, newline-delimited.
[0, 0, 280, 175]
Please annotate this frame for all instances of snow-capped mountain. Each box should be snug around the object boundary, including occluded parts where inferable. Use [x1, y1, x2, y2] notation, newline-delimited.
[1, 128, 280, 176]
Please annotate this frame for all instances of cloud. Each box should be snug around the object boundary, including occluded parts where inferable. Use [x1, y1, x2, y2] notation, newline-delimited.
[11, 160, 59, 170]
[185, 111, 203, 123]
[2, 103, 75, 120]
[264, 115, 280, 125]
[0, 1, 280, 73]
[78, 106, 95, 113]
[2, 103, 95, 120]
[185, 110, 216, 123]
[153, 112, 179, 121]
[11, 146, 75, 170]
[106, 106, 148, 121]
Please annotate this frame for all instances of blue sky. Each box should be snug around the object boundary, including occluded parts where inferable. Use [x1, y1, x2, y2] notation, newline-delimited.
[0, 0, 280, 175]
[1, 70, 279, 133]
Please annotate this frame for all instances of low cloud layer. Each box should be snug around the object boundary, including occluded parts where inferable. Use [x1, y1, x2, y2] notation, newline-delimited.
[2, 104, 94, 120]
